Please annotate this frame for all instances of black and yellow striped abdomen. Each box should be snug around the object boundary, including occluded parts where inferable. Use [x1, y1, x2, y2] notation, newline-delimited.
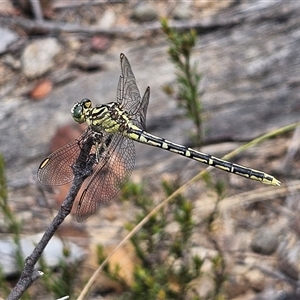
[126, 125, 280, 186]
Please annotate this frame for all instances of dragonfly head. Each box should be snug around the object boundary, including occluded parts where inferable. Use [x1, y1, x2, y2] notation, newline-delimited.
[71, 98, 92, 124]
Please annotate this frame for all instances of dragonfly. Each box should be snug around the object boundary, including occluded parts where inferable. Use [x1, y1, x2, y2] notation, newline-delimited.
[38, 53, 281, 222]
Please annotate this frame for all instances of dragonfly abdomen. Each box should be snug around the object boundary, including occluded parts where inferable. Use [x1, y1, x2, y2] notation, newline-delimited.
[126, 125, 280, 186]
[189, 150, 275, 184]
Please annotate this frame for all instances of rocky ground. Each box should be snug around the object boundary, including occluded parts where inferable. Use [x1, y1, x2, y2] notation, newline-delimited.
[0, 0, 300, 299]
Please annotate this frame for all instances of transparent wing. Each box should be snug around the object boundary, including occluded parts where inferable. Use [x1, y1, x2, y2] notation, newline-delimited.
[117, 53, 150, 130]
[133, 86, 150, 130]
[37, 128, 93, 186]
[76, 134, 135, 222]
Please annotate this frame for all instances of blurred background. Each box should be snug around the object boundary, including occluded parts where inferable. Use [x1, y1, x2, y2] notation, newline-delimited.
[0, 0, 300, 299]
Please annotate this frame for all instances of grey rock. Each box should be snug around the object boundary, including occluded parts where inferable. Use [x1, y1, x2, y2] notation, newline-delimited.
[173, 2, 192, 20]
[278, 241, 300, 280]
[251, 228, 278, 255]
[131, 3, 157, 22]
[0, 233, 86, 277]
[98, 9, 116, 29]
[0, 27, 19, 54]
[21, 38, 62, 79]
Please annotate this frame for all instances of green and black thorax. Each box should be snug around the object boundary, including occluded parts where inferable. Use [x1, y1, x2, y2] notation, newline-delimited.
[71, 98, 135, 134]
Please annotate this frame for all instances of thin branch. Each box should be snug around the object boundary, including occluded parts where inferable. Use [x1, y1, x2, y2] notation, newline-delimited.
[0, 14, 225, 37]
[0, 1, 292, 37]
[29, 0, 43, 22]
[253, 264, 300, 288]
[7, 136, 95, 300]
[53, 0, 124, 9]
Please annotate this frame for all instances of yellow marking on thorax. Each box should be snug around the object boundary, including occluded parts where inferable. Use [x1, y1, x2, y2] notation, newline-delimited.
[85, 105, 129, 134]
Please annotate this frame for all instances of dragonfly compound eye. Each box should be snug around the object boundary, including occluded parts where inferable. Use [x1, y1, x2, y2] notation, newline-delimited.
[71, 103, 85, 123]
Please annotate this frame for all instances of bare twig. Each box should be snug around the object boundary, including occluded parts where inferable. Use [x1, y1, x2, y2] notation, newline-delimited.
[7, 136, 95, 300]
[0, 14, 129, 36]
[29, 0, 43, 22]
[0, 1, 293, 38]
[53, 0, 124, 9]
[253, 264, 300, 288]
[0, 14, 222, 38]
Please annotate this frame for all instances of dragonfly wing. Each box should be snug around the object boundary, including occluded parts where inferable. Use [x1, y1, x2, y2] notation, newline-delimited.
[135, 86, 150, 130]
[76, 134, 135, 222]
[117, 53, 142, 113]
[37, 129, 92, 186]
[117, 53, 149, 130]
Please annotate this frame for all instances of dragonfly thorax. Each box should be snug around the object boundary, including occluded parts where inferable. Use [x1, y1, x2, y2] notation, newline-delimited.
[73, 99, 131, 134]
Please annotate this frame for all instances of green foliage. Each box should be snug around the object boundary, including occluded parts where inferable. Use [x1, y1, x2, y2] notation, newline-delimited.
[0, 155, 11, 298]
[161, 18, 203, 146]
[102, 176, 229, 299]
[39, 245, 80, 299]
[0, 155, 23, 265]
[0, 267, 10, 298]
[119, 180, 204, 300]
[203, 176, 227, 300]
[0, 154, 31, 300]
[96, 244, 128, 288]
